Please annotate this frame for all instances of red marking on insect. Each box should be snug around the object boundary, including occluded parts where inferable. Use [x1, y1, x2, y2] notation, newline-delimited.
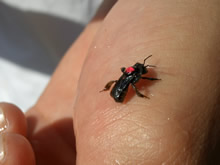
[125, 67, 135, 73]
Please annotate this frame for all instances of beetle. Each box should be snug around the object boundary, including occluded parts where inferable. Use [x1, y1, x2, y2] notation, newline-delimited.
[100, 55, 160, 102]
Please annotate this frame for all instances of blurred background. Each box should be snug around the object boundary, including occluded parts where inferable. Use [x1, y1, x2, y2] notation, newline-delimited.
[0, 0, 103, 111]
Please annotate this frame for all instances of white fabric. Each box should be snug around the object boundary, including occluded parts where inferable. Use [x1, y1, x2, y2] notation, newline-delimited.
[0, 0, 103, 111]
[1, 0, 103, 24]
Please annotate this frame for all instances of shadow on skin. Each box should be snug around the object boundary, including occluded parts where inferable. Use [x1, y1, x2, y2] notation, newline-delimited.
[202, 98, 220, 165]
[26, 116, 76, 165]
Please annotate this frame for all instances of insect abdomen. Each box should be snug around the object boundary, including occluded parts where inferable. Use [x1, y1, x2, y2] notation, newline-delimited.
[110, 84, 129, 102]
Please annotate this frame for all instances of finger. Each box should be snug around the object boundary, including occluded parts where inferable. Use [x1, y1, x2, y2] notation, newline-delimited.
[0, 103, 26, 136]
[0, 133, 35, 165]
[74, 0, 220, 164]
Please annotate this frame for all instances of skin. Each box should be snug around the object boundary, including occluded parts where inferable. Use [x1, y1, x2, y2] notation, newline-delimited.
[0, 0, 220, 164]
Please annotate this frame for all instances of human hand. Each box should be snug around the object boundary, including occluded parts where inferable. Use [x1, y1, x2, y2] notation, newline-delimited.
[1, 0, 220, 164]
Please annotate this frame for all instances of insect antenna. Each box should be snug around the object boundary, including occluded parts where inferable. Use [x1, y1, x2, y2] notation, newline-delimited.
[145, 64, 156, 68]
[143, 55, 152, 66]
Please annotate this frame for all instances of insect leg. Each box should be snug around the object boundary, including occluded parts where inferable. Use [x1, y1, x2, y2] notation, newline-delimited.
[131, 83, 149, 99]
[142, 77, 161, 81]
[100, 80, 117, 92]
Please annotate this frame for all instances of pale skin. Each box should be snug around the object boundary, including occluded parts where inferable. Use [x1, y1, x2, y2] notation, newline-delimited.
[0, 0, 220, 164]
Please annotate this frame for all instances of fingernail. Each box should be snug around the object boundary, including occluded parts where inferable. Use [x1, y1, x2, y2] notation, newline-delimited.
[0, 135, 5, 161]
[0, 108, 7, 132]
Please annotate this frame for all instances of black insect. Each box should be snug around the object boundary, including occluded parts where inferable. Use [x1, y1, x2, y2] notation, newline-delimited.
[100, 55, 160, 102]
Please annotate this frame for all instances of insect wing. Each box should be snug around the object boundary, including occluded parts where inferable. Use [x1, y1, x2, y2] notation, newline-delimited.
[117, 75, 133, 91]
[111, 75, 133, 102]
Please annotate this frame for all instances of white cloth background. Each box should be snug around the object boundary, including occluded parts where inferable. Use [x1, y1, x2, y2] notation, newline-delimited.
[0, 0, 103, 111]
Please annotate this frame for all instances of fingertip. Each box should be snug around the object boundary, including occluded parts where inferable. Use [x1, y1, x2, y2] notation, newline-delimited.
[0, 103, 27, 136]
[0, 133, 35, 165]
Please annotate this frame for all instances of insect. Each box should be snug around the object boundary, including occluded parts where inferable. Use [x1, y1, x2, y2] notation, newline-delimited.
[100, 55, 160, 102]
